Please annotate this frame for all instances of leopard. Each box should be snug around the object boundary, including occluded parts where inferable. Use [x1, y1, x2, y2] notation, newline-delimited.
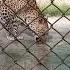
[0, 0, 49, 43]
[0, 0, 49, 69]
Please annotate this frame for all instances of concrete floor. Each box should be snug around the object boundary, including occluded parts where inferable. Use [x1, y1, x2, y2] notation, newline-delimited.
[0, 16, 70, 70]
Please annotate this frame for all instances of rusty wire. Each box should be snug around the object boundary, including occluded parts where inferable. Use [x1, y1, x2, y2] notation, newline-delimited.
[0, 0, 70, 70]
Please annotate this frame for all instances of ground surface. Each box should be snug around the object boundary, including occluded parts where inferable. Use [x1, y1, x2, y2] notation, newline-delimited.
[0, 16, 70, 70]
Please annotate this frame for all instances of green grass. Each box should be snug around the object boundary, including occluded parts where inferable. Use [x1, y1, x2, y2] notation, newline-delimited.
[40, 4, 70, 16]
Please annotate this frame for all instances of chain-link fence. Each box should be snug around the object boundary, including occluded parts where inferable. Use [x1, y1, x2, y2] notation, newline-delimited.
[0, 0, 70, 70]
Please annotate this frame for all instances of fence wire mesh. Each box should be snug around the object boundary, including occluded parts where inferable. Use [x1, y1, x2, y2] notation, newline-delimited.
[0, 0, 70, 70]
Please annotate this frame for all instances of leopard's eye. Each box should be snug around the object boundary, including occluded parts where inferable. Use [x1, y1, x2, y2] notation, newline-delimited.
[4, 13, 7, 15]
[2, 13, 5, 15]
[5, 10, 7, 12]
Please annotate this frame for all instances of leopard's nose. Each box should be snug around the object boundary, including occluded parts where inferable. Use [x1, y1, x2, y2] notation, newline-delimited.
[36, 37, 38, 41]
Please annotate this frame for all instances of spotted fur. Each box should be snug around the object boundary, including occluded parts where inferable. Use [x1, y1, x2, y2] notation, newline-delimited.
[0, 0, 49, 42]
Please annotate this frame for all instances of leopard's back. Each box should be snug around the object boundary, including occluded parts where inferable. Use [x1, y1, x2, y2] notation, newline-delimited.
[0, 0, 49, 41]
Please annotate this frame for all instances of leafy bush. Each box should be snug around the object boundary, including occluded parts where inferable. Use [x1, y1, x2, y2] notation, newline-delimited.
[40, 4, 70, 16]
